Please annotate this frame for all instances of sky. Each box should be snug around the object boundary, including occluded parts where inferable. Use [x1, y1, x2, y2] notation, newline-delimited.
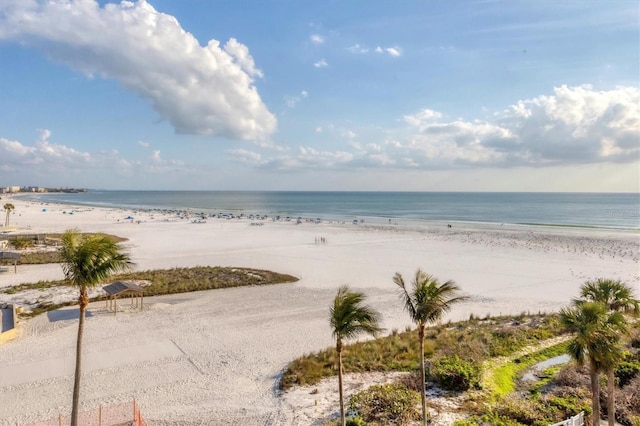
[0, 0, 638, 192]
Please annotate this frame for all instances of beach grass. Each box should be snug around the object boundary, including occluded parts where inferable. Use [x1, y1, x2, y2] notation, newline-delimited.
[5, 266, 298, 316]
[3, 233, 127, 265]
[280, 314, 565, 391]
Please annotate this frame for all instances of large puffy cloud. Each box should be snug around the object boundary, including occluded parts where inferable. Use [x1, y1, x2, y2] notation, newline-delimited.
[235, 85, 639, 171]
[0, 0, 276, 141]
[402, 85, 639, 167]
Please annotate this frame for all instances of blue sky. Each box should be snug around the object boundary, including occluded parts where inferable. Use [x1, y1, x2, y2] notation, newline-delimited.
[0, 0, 638, 191]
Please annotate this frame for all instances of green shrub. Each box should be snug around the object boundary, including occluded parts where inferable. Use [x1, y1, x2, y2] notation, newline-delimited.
[616, 359, 640, 387]
[11, 237, 33, 249]
[545, 391, 590, 418]
[349, 383, 420, 424]
[493, 397, 549, 425]
[430, 354, 482, 391]
[345, 416, 367, 426]
[453, 420, 480, 426]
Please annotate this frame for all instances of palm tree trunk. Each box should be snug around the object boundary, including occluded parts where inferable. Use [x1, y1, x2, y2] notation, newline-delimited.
[71, 287, 88, 426]
[607, 368, 615, 426]
[419, 326, 427, 426]
[590, 364, 601, 426]
[337, 340, 345, 426]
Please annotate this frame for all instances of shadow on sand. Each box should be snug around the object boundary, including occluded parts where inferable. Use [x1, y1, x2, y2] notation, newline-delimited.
[47, 309, 94, 322]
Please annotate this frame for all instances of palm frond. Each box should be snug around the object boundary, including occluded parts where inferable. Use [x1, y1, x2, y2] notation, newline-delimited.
[60, 230, 132, 288]
[580, 278, 640, 316]
[330, 285, 383, 342]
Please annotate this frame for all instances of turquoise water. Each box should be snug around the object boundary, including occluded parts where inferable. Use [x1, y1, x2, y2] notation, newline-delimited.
[18, 191, 640, 229]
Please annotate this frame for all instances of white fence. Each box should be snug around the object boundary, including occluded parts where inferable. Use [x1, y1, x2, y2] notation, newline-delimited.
[549, 411, 584, 426]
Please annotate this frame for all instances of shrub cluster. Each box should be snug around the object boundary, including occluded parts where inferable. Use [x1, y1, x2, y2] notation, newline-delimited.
[429, 354, 482, 391]
[348, 383, 421, 424]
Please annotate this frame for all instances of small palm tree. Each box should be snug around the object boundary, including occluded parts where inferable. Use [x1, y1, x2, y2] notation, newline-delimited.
[3, 203, 15, 227]
[330, 285, 382, 426]
[560, 301, 627, 426]
[60, 229, 132, 426]
[577, 279, 639, 426]
[393, 269, 467, 426]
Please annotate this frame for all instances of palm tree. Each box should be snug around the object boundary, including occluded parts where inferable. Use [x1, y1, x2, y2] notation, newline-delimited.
[60, 229, 132, 426]
[577, 279, 639, 426]
[393, 269, 467, 426]
[3, 203, 15, 227]
[330, 285, 382, 426]
[560, 301, 627, 426]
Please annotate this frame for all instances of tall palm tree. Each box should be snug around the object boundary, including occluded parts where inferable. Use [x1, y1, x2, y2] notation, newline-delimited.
[577, 279, 639, 426]
[393, 269, 467, 426]
[330, 285, 382, 426]
[560, 301, 627, 426]
[60, 229, 131, 426]
[3, 203, 15, 227]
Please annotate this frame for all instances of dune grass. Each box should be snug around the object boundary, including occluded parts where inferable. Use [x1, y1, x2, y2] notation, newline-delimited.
[280, 315, 565, 391]
[5, 266, 299, 316]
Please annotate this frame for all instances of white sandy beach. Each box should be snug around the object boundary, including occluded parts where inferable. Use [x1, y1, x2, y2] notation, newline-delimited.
[0, 198, 638, 425]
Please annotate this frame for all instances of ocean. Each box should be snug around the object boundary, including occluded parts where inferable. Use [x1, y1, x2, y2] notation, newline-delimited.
[16, 191, 640, 229]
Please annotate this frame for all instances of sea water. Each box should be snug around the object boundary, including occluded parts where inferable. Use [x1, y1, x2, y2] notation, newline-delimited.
[16, 191, 640, 229]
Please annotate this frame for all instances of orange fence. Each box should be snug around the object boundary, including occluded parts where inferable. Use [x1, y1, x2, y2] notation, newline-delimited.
[19, 399, 146, 426]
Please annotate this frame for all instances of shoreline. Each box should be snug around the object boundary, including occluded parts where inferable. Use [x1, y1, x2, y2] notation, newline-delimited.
[0, 198, 638, 424]
[11, 191, 640, 231]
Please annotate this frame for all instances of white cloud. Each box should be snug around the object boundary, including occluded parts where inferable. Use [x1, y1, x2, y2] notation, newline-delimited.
[343, 130, 357, 140]
[228, 148, 265, 166]
[314, 59, 328, 68]
[347, 44, 369, 54]
[0, 130, 187, 184]
[385, 47, 401, 57]
[310, 34, 324, 45]
[375, 46, 401, 57]
[138, 140, 151, 148]
[1, 131, 93, 170]
[230, 85, 639, 172]
[285, 90, 309, 108]
[0, 0, 276, 141]
[404, 109, 443, 128]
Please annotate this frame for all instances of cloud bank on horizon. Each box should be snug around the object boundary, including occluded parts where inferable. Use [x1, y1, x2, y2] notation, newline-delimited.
[0, 0, 638, 191]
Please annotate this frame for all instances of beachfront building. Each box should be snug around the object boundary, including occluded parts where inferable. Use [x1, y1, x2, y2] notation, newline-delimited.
[1, 186, 21, 193]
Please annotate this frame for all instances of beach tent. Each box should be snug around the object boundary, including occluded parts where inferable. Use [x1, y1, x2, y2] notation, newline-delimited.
[0, 252, 20, 273]
[103, 281, 145, 315]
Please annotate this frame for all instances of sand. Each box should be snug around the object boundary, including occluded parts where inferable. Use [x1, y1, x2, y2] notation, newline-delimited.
[0, 198, 638, 425]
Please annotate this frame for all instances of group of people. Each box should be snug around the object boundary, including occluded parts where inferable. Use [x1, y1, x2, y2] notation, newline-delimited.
[315, 236, 328, 245]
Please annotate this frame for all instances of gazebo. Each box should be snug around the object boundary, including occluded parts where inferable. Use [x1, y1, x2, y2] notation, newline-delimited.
[103, 281, 145, 315]
[0, 252, 20, 273]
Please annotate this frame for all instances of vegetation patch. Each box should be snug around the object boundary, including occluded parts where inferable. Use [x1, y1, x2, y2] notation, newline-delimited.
[5, 266, 298, 317]
[430, 354, 482, 391]
[348, 383, 421, 425]
[280, 315, 564, 391]
[1, 233, 126, 265]
[484, 341, 569, 398]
